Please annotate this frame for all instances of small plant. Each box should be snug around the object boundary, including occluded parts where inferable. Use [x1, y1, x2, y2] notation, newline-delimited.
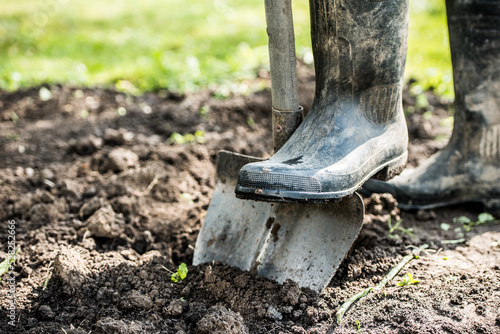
[0, 248, 20, 281]
[117, 107, 127, 116]
[198, 105, 210, 118]
[246, 116, 255, 128]
[397, 273, 420, 287]
[6, 133, 19, 141]
[80, 109, 90, 119]
[10, 111, 19, 123]
[453, 212, 497, 232]
[354, 320, 362, 333]
[167, 130, 206, 145]
[439, 222, 450, 231]
[180, 193, 194, 205]
[387, 217, 415, 239]
[171, 263, 188, 283]
[43, 261, 54, 291]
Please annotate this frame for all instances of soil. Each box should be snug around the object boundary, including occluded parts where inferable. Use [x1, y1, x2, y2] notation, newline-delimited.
[1, 64, 499, 334]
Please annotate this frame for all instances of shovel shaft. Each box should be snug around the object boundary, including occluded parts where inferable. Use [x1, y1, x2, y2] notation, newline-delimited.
[264, 0, 303, 151]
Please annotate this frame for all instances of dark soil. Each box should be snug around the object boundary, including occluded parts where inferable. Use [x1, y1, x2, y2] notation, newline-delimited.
[1, 65, 499, 334]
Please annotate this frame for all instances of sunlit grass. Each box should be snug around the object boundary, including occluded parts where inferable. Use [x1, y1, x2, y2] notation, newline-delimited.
[0, 0, 452, 96]
[406, 0, 453, 97]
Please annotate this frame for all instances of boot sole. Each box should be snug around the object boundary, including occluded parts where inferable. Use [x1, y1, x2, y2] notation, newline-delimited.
[235, 152, 408, 203]
[397, 198, 500, 215]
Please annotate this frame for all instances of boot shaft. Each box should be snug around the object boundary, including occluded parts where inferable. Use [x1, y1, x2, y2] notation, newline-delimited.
[309, 0, 409, 123]
[446, 0, 500, 160]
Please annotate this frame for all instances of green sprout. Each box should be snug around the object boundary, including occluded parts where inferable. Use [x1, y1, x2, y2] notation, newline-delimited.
[440, 223, 451, 231]
[397, 273, 420, 287]
[117, 107, 127, 116]
[43, 261, 54, 291]
[171, 263, 188, 283]
[10, 111, 19, 123]
[246, 116, 255, 128]
[167, 130, 206, 145]
[354, 320, 362, 333]
[0, 248, 20, 281]
[453, 212, 497, 232]
[6, 133, 19, 141]
[387, 217, 415, 239]
[198, 105, 210, 118]
[180, 193, 194, 205]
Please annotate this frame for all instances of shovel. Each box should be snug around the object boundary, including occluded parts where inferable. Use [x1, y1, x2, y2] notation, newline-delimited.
[193, 0, 364, 292]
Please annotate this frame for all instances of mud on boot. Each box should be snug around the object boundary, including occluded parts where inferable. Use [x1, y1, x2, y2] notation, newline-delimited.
[236, 0, 410, 203]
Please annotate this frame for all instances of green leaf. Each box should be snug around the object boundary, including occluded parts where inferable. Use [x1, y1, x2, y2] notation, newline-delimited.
[440, 223, 450, 231]
[10, 111, 19, 123]
[453, 216, 471, 224]
[354, 320, 361, 332]
[477, 212, 495, 223]
[178, 263, 188, 280]
[171, 263, 188, 283]
[246, 116, 255, 128]
[397, 273, 420, 287]
[0, 248, 20, 281]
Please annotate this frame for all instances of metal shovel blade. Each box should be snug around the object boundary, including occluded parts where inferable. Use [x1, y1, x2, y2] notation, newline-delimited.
[193, 151, 364, 292]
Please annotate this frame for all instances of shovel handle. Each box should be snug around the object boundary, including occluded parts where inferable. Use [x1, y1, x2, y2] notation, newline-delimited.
[264, 0, 303, 151]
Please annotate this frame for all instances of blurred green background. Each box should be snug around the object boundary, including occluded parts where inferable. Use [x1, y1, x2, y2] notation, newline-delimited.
[0, 0, 452, 97]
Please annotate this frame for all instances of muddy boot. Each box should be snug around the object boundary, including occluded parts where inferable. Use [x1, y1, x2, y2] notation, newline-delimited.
[362, 0, 500, 213]
[235, 0, 410, 202]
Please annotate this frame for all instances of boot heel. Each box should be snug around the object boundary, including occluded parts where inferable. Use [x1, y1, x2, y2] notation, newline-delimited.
[372, 153, 407, 181]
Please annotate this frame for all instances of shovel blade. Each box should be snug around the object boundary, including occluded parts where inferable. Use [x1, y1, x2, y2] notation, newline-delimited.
[193, 151, 271, 271]
[193, 176, 273, 270]
[255, 196, 364, 292]
[193, 151, 364, 292]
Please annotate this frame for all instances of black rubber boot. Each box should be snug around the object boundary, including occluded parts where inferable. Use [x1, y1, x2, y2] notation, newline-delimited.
[235, 0, 410, 203]
[363, 0, 500, 213]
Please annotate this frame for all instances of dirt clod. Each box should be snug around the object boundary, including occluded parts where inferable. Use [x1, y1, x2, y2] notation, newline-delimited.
[53, 247, 91, 296]
[70, 135, 103, 155]
[37, 305, 55, 320]
[196, 306, 248, 334]
[97, 148, 139, 173]
[165, 299, 185, 317]
[85, 205, 123, 238]
[124, 290, 153, 310]
[79, 196, 102, 219]
[281, 280, 301, 306]
[305, 306, 319, 325]
[266, 305, 283, 320]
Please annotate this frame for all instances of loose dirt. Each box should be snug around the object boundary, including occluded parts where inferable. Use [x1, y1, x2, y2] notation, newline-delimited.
[1, 65, 499, 333]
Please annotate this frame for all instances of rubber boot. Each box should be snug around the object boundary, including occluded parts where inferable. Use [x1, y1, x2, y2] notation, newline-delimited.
[235, 0, 410, 202]
[362, 0, 500, 213]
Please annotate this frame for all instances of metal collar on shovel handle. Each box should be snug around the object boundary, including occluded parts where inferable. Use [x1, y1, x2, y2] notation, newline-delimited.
[265, 0, 303, 151]
[193, 0, 365, 293]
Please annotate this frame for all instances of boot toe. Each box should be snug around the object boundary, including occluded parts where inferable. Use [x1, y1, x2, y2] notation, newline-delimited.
[235, 161, 323, 202]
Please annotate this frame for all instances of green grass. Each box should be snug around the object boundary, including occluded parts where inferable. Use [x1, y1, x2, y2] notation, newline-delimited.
[0, 0, 452, 96]
[406, 0, 453, 97]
